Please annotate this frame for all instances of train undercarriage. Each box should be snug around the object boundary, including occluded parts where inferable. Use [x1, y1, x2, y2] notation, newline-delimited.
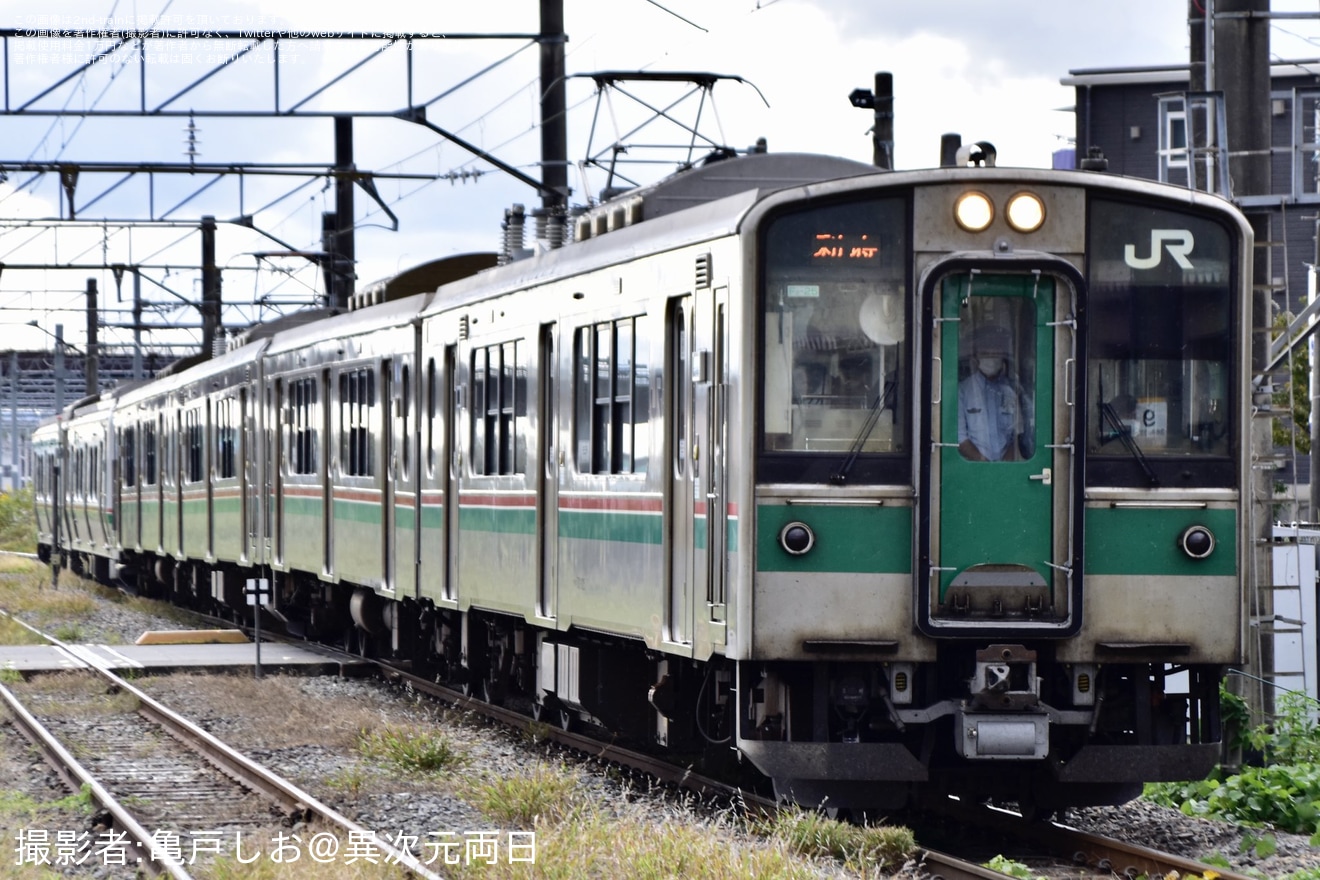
[77, 547, 1225, 815]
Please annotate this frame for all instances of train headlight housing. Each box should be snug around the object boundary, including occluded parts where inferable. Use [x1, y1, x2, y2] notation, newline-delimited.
[954, 191, 994, 232]
[1005, 192, 1045, 232]
[779, 521, 815, 556]
[1180, 525, 1216, 559]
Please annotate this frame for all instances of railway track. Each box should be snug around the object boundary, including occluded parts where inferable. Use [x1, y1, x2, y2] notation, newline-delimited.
[0, 618, 441, 879]
[0, 589, 1272, 879]
[305, 631, 1259, 880]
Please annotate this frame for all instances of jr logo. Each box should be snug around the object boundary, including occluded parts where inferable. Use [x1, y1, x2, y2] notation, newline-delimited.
[1124, 229, 1195, 270]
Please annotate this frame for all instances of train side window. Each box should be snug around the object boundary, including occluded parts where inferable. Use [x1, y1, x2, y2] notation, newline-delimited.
[339, 367, 375, 478]
[426, 358, 437, 478]
[185, 409, 204, 483]
[288, 376, 318, 476]
[216, 397, 237, 479]
[670, 302, 687, 477]
[122, 426, 136, 487]
[142, 421, 157, 486]
[574, 316, 648, 476]
[470, 341, 526, 476]
[400, 363, 410, 481]
[471, 347, 488, 474]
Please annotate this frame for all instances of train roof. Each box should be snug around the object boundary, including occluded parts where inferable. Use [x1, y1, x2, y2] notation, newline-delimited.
[262, 288, 434, 358]
[417, 152, 881, 315]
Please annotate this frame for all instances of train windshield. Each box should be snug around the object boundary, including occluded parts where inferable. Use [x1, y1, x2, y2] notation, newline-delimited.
[1085, 199, 1236, 486]
[759, 197, 909, 483]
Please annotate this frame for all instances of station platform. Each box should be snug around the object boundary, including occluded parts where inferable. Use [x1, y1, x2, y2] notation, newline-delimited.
[0, 635, 364, 675]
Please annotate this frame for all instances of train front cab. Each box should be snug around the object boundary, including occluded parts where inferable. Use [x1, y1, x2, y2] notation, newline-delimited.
[738, 173, 1249, 812]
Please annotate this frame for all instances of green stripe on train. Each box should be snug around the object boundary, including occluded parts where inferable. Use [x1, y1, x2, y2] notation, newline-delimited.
[756, 504, 912, 573]
[1084, 507, 1236, 576]
[557, 508, 660, 544]
[457, 505, 741, 551]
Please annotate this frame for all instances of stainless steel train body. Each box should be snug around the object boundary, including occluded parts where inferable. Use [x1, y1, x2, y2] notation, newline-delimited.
[33, 152, 1252, 812]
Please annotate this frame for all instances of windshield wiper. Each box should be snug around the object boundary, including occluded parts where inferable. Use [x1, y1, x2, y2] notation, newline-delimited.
[831, 379, 897, 484]
[1100, 401, 1160, 487]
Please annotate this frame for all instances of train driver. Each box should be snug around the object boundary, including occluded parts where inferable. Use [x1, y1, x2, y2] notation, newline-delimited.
[958, 323, 1034, 462]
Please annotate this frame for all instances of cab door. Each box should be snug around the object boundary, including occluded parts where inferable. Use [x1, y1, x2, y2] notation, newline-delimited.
[665, 295, 693, 646]
[691, 284, 729, 653]
[921, 269, 1078, 633]
[537, 323, 558, 621]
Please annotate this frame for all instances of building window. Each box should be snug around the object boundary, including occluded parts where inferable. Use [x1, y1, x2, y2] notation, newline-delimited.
[339, 367, 375, 477]
[471, 341, 526, 476]
[1157, 95, 1189, 180]
[574, 317, 650, 475]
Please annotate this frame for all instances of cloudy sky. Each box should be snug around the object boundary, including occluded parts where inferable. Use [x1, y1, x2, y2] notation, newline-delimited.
[2, 0, 1318, 351]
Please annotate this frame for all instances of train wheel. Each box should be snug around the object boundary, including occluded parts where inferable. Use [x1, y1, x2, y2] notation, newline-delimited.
[480, 677, 505, 706]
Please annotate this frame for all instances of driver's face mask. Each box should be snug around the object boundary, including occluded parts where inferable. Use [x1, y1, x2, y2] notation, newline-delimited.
[977, 357, 1004, 377]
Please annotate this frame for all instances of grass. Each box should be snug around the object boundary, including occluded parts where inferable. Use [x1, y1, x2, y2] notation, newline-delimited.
[9, 671, 140, 717]
[465, 764, 584, 825]
[449, 760, 917, 880]
[758, 808, 916, 874]
[357, 723, 465, 773]
[0, 488, 35, 553]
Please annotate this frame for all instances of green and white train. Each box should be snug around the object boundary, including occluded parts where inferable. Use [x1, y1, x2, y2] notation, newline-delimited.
[33, 147, 1251, 813]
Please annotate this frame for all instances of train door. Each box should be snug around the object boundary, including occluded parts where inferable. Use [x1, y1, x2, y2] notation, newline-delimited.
[321, 368, 333, 578]
[206, 399, 215, 558]
[444, 345, 460, 601]
[380, 359, 396, 594]
[388, 355, 420, 598]
[173, 410, 184, 557]
[154, 413, 164, 553]
[692, 284, 729, 649]
[537, 323, 558, 620]
[127, 423, 141, 552]
[921, 269, 1077, 631]
[271, 378, 284, 565]
[241, 386, 254, 564]
[666, 296, 693, 645]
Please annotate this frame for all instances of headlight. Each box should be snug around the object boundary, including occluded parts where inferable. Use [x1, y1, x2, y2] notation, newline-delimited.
[954, 191, 994, 232]
[1005, 192, 1045, 232]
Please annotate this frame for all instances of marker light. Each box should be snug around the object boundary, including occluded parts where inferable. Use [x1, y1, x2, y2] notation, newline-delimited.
[1180, 525, 1216, 559]
[1005, 192, 1046, 232]
[954, 191, 994, 232]
[779, 521, 816, 556]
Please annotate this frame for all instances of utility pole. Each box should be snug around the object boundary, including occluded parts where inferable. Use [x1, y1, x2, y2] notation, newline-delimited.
[201, 216, 222, 355]
[539, 0, 568, 215]
[1213, 0, 1275, 740]
[85, 278, 98, 397]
